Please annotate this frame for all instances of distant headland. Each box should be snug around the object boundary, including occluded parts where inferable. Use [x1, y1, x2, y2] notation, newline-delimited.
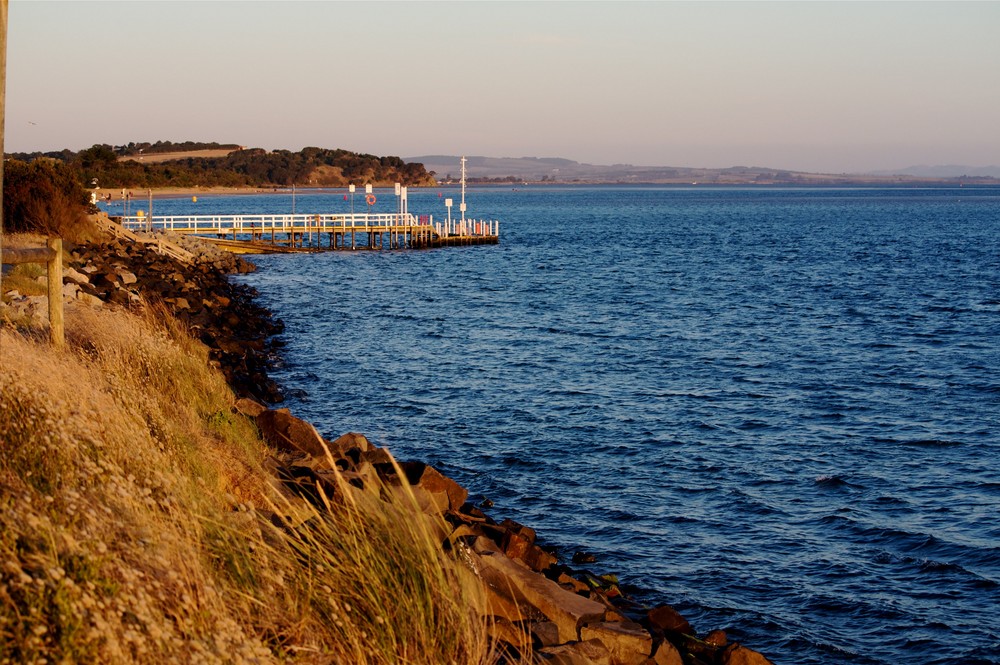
[7, 141, 999, 191]
[409, 154, 1000, 186]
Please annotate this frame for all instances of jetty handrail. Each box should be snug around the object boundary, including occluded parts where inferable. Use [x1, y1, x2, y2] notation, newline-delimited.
[118, 212, 500, 239]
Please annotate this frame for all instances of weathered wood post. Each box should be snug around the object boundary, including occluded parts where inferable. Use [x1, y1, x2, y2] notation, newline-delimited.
[1, 0, 8, 287]
[46, 237, 64, 348]
[1, 238, 64, 348]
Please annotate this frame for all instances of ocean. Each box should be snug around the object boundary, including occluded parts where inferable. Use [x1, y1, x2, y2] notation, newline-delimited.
[150, 186, 1000, 664]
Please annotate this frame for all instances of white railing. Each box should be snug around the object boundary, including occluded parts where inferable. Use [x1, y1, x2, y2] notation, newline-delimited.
[119, 213, 499, 238]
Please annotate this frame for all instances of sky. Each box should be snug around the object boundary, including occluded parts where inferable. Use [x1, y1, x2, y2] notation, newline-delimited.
[4, 0, 999, 173]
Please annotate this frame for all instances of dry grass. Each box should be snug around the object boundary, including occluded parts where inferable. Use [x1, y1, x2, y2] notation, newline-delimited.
[0, 303, 498, 664]
[118, 149, 238, 164]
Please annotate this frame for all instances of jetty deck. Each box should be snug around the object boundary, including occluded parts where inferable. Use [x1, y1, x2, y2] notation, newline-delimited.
[119, 212, 499, 251]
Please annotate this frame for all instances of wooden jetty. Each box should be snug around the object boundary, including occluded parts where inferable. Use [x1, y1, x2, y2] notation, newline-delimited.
[119, 212, 499, 252]
[118, 160, 497, 253]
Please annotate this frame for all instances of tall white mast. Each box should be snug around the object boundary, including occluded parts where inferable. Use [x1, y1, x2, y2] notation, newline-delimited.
[460, 156, 467, 223]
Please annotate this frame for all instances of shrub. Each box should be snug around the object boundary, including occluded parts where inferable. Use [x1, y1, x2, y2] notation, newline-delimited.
[2, 159, 96, 242]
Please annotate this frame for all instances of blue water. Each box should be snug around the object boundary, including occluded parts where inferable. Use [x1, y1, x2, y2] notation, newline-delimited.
[161, 186, 999, 664]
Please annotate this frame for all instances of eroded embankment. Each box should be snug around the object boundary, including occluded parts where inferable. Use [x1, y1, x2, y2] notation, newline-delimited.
[0, 224, 773, 665]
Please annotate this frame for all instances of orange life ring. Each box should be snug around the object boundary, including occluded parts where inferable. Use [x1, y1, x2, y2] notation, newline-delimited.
[366, 194, 376, 206]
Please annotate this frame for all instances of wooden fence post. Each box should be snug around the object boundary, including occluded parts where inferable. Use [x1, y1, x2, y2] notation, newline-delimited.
[46, 237, 64, 348]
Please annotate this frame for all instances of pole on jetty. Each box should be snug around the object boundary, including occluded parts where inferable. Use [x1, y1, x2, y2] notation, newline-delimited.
[460, 156, 467, 225]
[401, 186, 408, 248]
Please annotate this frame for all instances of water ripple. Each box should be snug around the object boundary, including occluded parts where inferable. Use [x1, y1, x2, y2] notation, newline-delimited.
[224, 186, 1000, 665]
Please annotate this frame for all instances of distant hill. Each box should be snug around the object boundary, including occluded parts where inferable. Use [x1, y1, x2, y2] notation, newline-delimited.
[869, 165, 1000, 178]
[408, 155, 1000, 185]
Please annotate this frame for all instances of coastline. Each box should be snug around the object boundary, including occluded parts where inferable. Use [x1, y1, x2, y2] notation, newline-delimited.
[96, 186, 281, 201]
[1, 220, 775, 664]
[94, 176, 1000, 205]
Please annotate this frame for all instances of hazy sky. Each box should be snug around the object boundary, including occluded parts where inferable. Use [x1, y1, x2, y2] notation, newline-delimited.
[5, 1, 999, 173]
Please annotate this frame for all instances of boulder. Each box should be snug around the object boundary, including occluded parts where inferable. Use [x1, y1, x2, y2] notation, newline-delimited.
[76, 291, 104, 308]
[531, 620, 562, 648]
[558, 572, 590, 594]
[721, 644, 775, 665]
[401, 462, 468, 513]
[362, 447, 395, 466]
[540, 639, 612, 665]
[339, 460, 381, 494]
[476, 548, 605, 643]
[651, 640, 683, 665]
[330, 432, 372, 457]
[488, 616, 532, 653]
[256, 408, 329, 458]
[233, 396, 267, 418]
[62, 282, 81, 300]
[62, 266, 90, 285]
[503, 529, 533, 562]
[523, 544, 558, 573]
[647, 605, 693, 636]
[580, 621, 652, 665]
[704, 629, 728, 648]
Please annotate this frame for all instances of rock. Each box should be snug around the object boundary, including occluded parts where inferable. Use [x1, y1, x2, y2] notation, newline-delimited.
[573, 551, 598, 564]
[647, 605, 693, 636]
[503, 529, 533, 561]
[256, 408, 329, 458]
[62, 282, 81, 300]
[339, 460, 381, 494]
[531, 620, 562, 647]
[489, 616, 532, 653]
[523, 544, 558, 573]
[76, 291, 103, 308]
[473, 535, 502, 556]
[108, 288, 132, 305]
[24, 296, 48, 322]
[721, 644, 775, 665]
[401, 462, 468, 513]
[233, 396, 267, 418]
[362, 447, 395, 466]
[500, 518, 537, 543]
[558, 572, 590, 594]
[475, 548, 605, 644]
[541, 639, 612, 665]
[63, 266, 90, 285]
[580, 621, 652, 665]
[704, 629, 728, 647]
[651, 640, 683, 665]
[330, 431, 372, 457]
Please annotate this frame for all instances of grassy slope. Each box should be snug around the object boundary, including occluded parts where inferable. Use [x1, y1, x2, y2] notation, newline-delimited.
[0, 302, 493, 664]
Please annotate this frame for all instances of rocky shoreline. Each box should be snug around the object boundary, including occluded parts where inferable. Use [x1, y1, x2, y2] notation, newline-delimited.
[2, 222, 773, 665]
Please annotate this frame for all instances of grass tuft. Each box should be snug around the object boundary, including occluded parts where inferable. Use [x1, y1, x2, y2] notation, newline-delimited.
[1, 301, 501, 664]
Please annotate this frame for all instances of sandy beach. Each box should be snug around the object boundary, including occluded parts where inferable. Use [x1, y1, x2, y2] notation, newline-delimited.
[95, 186, 287, 201]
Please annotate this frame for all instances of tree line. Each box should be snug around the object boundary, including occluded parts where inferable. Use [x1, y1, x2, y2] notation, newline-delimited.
[7, 143, 437, 189]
